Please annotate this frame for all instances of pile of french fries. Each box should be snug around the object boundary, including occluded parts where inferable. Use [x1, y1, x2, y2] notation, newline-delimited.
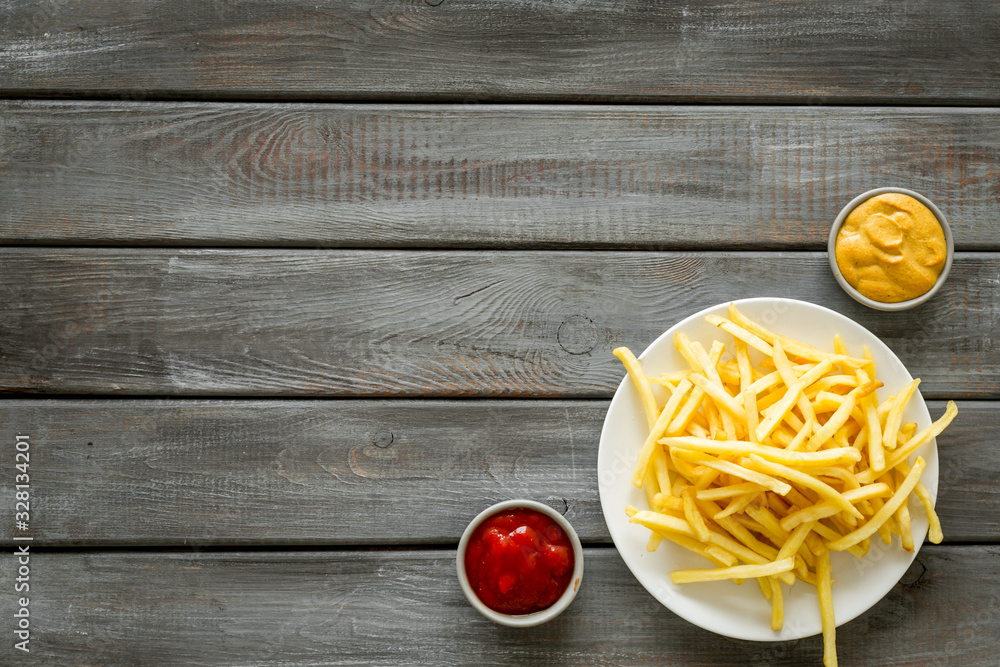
[614, 304, 957, 667]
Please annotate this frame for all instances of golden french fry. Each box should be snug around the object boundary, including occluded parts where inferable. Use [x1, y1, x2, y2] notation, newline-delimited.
[652, 492, 684, 513]
[696, 482, 766, 501]
[704, 314, 774, 355]
[770, 577, 784, 631]
[652, 447, 672, 496]
[670, 558, 795, 584]
[663, 436, 861, 467]
[758, 576, 773, 601]
[742, 385, 760, 444]
[816, 547, 838, 667]
[882, 379, 920, 457]
[642, 467, 659, 511]
[734, 339, 753, 390]
[913, 481, 943, 544]
[728, 303, 867, 369]
[657, 530, 739, 567]
[717, 362, 743, 387]
[893, 467, 914, 553]
[613, 347, 659, 430]
[682, 486, 712, 542]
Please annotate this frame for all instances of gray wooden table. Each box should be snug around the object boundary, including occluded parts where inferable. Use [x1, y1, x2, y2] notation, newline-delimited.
[2, 2, 999, 665]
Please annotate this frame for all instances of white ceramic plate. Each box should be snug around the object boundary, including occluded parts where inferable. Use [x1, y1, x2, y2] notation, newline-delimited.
[598, 298, 938, 641]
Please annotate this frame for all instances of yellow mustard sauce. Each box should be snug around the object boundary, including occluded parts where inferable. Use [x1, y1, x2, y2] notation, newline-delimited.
[835, 193, 947, 303]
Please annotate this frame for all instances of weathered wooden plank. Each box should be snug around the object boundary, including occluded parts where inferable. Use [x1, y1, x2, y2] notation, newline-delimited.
[2, 102, 999, 249]
[0, 399, 990, 546]
[0, 546, 996, 666]
[0, 399, 603, 546]
[0, 249, 997, 398]
[2, 1, 999, 103]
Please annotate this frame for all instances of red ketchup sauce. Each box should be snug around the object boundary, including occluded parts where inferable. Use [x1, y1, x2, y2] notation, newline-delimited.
[464, 508, 575, 615]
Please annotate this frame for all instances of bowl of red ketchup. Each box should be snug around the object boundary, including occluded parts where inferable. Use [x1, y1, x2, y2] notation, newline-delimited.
[457, 499, 584, 627]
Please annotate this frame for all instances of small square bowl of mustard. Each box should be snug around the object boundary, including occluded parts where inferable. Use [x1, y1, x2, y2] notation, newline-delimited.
[828, 187, 954, 311]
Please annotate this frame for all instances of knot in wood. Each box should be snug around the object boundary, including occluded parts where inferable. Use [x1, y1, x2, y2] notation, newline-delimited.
[557, 315, 598, 355]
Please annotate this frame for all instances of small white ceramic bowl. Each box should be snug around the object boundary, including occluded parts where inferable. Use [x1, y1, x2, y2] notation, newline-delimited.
[828, 187, 954, 311]
[456, 499, 584, 627]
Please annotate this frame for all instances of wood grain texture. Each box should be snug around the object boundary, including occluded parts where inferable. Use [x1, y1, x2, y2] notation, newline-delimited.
[0, 399, 991, 546]
[2, 102, 999, 249]
[0, 249, 997, 398]
[0, 546, 996, 666]
[2, 1, 999, 103]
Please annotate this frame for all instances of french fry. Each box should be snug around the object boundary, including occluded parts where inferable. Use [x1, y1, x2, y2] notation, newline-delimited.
[816, 547, 837, 667]
[728, 303, 867, 369]
[742, 386, 760, 444]
[854, 364, 885, 472]
[663, 436, 861, 467]
[671, 558, 795, 584]
[770, 577, 784, 631]
[758, 576, 773, 601]
[613, 347, 659, 430]
[683, 486, 712, 542]
[705, 314, 774, 355]
[652, 447, 672, 496]
[652, 493, 684, 513]
[642, 467, 659, 511]
[882, 379, 920, 458]
[658, 531, 739, 568]
[894, 466, 914, 553]
[696, 481, 766, 501]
